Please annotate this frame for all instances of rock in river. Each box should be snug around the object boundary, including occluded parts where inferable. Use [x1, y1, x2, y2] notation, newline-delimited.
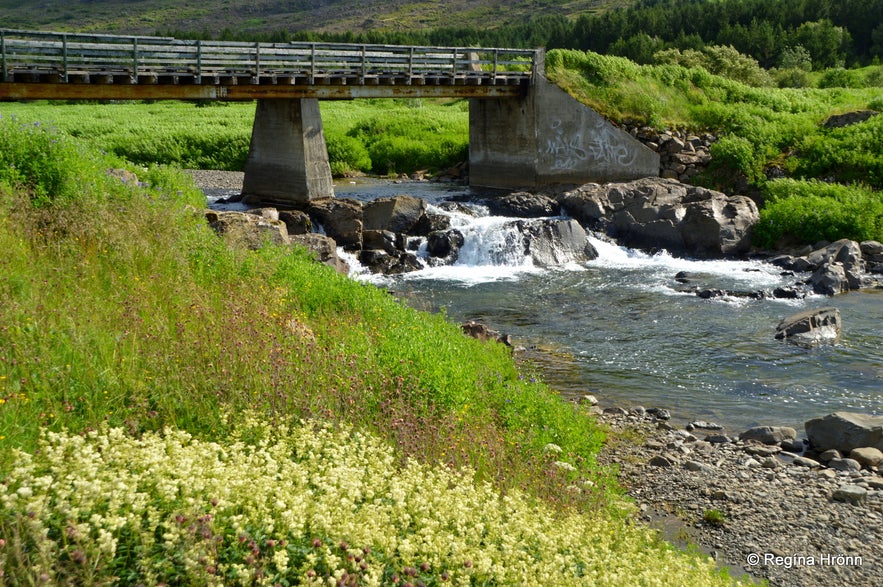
[774, 307, 841, 345]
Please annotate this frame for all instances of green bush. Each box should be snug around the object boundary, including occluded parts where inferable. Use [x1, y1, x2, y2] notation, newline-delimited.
[818, 68, 864, 88]
[0, 116, 104, 205]
[708, 135, 763, 183]
[754, 179, 883, 247]
[773, 68, 813, 88]
[654, 45, 773, 87]
[794, 114, 883, 188]
[326, 134, 372, 176]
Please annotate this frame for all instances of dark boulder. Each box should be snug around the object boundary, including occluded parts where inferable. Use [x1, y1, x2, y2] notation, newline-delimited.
[775, 307, 841, 345]
[558, 178, 758, 258]
[290, 233, 349, 275]
[362, 195, 427, 234]
[308, 199, 363, 250]
[805, 412, 883, 453]
[426, 229, 465, 262]
[485, 192, 559, 218]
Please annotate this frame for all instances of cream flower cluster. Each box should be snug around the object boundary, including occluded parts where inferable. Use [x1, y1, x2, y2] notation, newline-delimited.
[0, 419, 745, 586]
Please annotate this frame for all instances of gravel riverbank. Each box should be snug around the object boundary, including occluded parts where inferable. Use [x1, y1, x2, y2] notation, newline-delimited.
[596, 408, 882, 587]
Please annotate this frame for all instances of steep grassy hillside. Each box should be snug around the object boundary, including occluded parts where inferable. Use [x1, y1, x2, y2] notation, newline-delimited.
[0, 0, 619, 36]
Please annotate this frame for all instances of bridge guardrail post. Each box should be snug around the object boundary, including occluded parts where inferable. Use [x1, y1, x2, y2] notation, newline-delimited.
[196, 40, 202, 84]
[360, 45, 366, 85]
[408, 47, 414, 84]
[253, 41, 260, 83]
[132, 38, 139, 83]
[309, 43, 316, 84]
[61, 33, 68, 82]
[532, 48, 545, 81]
[493, 49, 498, 85]
[1, 30, 6, 83]
[452, 48, 457, 80]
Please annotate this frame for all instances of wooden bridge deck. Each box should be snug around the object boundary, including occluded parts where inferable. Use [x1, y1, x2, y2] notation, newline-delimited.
[0, 29, 539, 101]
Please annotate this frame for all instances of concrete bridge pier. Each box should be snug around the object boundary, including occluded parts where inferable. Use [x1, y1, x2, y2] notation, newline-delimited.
[242, 99, 334, 206]
[469, 77, 660, 190]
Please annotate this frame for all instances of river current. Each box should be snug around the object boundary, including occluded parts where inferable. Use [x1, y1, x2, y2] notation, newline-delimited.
[217, 179, 883, 431]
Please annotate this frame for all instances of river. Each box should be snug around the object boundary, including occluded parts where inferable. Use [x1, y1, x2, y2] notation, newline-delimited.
[218, 178, 883, 431]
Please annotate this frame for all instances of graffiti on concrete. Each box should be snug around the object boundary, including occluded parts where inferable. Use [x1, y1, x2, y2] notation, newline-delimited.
[545, 119, 587, 170]
[545, 118, 638, 171]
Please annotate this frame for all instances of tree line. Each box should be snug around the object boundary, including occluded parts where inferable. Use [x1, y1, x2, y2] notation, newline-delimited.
[160, 0, 883, 72]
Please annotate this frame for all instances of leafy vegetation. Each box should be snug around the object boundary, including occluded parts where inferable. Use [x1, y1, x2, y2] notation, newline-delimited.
[702, 509, 727, 527]
[754, 180, 883, 248]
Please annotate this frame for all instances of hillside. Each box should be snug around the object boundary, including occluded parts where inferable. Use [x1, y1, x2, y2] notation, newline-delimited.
[0, 0, 620, 36]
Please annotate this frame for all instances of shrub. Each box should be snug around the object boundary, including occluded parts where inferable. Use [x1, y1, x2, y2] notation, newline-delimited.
[754, 179, 883, 247]
[773, 68, 813, 88]
[794, 114, 883, 188]
[818, 68, 864, 89]
[0, 116, 104, 205]
[326, 134, 372, 176]
[708, 135, 763, 183]
[703, 509, 727, 527]
[654, 45, 773, 87]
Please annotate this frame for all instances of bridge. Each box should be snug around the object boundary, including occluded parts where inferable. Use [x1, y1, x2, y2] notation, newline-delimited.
[0, 29, 658, 205]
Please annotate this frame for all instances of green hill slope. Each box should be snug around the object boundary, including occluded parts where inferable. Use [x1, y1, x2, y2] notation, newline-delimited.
[0, 0, 621, 36]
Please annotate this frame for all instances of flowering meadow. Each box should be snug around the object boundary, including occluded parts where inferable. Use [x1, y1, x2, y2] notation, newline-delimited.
[0, 418, 741, 586]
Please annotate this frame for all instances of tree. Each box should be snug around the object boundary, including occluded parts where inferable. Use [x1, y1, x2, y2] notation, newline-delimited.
[779, 45, 813, 71]
[793, 19, 852, 68]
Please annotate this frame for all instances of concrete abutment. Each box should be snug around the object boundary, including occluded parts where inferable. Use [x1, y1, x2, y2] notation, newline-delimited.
[242, 98, 334, 206]
[469, 77, 659, 190]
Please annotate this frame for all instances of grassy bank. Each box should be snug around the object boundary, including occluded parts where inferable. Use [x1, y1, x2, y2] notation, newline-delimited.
[0, 111, 745, 584]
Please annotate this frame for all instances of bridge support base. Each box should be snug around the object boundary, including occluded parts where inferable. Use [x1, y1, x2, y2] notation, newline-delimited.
[469, 77, 659, 190]
[242, 99, 334, 206]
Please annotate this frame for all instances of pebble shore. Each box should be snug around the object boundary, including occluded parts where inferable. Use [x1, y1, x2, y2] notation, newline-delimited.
[596, 408, 882, 587]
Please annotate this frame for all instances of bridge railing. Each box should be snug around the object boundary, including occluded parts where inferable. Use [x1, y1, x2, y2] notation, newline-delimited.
[0, 29, 539, 86]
